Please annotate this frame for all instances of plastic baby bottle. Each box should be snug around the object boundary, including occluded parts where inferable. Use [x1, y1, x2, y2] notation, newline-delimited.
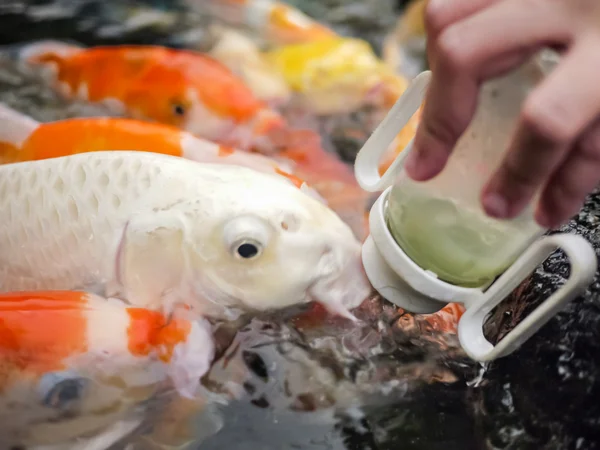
[386, 57, 549, 288]
[354, 50, 597, 362]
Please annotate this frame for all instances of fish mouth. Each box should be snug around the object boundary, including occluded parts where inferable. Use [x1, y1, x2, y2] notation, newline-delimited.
[308, 254, 373, 321]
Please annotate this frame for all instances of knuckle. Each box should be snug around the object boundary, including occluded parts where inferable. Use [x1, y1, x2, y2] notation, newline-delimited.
[435, 28, 471, 71]
[521, 95, 579, 146]
[424, 0, 449, 37]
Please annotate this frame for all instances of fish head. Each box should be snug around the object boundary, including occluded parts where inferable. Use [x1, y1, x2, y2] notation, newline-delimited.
[125, 50, 288, 153]
[123, 64, 196, 130]
[181, 168, 373, 320]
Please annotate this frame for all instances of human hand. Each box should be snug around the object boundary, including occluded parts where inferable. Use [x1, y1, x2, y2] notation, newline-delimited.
[404, 0, 600, 229]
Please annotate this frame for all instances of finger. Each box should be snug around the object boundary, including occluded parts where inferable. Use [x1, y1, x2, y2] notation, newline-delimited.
[483, 37, 600, 220]
[535, 119, 600, 229]
[434, 0, 574, 73]
[405, 0, 574, 182]
[424, 0, 501, 64]
[425, 0, 500, 41]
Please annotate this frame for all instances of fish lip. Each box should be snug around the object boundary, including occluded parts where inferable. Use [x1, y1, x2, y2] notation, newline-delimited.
[308, 255, 373, 320]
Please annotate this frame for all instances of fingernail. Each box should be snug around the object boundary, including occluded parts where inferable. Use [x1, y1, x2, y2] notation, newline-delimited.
[482, 193, 509, 218]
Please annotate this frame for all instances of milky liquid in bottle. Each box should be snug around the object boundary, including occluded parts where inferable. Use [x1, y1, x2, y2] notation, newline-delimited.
[384, 54, 554, 288]
[386, 180, 541, 288]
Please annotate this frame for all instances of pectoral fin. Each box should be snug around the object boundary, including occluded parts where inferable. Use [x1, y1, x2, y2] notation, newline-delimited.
[116, 210, 189, 312]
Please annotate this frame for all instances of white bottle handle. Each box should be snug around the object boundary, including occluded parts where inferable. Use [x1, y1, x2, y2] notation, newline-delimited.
[458, 233, 597, 362]
[354, 71, 432, 192]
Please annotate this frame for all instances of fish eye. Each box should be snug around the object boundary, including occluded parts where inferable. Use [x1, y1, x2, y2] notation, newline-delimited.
[38, 372, 88, 410]
[233, 240, 262, 260]
[223, 216, 272, 261]
[172, 103, 186, 116]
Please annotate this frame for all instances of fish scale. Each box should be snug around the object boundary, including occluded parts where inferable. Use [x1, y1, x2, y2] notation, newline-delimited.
[0, 151, 239, 292]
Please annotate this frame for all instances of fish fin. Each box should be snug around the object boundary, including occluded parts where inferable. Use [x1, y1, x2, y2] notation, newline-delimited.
[167, 318, 215, 399]
[116, 211, 189, 312]
[0, 103, 39, 163]
[18, 39, 84, 63]
[322, 301, 359, 322]
[62, 417, 143, 450]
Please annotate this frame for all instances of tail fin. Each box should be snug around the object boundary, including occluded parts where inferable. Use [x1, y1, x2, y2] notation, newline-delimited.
[0, 103, 39, 163]
[17, 39, 83, 64]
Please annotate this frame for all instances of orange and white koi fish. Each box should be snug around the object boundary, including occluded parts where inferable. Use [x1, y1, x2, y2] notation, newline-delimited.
[0, 151, 371, 321]
[193, 0, 336, 46]
[0, 103, 324, 196]
[0, 290, 213, 449]
[18, 41, 291, 154]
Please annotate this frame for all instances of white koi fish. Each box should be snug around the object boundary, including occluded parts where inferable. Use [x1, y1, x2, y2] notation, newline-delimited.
[0, 151, 371, 320]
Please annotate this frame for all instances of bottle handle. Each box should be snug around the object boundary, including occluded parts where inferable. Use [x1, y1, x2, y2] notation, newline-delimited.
[458, 233, 597, 362]
[354, 70, 432, 192]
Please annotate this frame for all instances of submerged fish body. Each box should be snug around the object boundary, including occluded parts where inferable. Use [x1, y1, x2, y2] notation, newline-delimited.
[194, 0, 336, 46]
[208, 25, 293, 107]
[0, 290, 212, 449]
[265, 37, 408, 116]
[0, 151, 371, 320]
[382, 0, 429, 79]
[19, 41, 288, 154]
[0, 103, 321, 196]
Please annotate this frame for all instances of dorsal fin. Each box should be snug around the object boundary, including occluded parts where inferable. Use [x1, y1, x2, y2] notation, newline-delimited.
[17, 39, 84, 63]
[0, 103, 40, 163]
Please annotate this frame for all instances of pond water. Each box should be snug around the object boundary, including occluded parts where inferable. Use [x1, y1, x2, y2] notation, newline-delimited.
[1, 1, 599, 449]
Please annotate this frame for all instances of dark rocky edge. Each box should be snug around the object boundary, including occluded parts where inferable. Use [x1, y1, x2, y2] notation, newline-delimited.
[476, 190, 600, 450]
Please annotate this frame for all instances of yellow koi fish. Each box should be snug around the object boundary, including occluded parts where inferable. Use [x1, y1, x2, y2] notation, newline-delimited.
[264, 37, 409, 116]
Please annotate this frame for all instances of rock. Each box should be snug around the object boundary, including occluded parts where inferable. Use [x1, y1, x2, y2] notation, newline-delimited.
[284, 0, 398, 51]
[0, 0, 212, 49]
[474, 190, 600, 450]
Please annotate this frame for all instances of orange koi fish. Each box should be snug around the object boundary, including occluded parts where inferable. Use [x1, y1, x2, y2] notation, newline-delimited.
[19, 41, 291, 154]
[0, 290, 213, 448]
[0, 104, 285, 173]
[379, 105, 422, 175]
[195, 0, 336, 46]
[292, 301, 465, 336]
[0, 103, 331, 199]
